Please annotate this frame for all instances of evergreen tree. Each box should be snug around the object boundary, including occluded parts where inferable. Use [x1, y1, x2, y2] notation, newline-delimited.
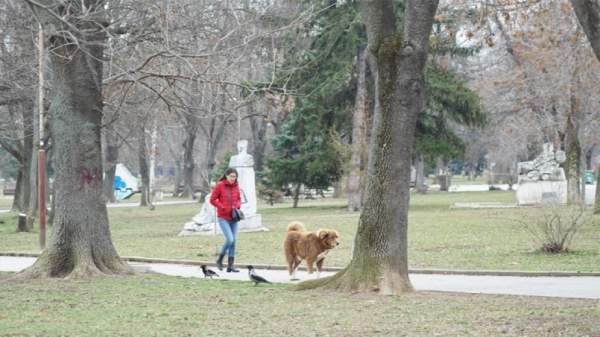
[267, 1, 486, 205]
[417, 63, 486, 164]
[267, 2, 361, 207]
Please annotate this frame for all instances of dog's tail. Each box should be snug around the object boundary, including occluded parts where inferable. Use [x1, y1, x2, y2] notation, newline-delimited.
[287, 221, 306, 233]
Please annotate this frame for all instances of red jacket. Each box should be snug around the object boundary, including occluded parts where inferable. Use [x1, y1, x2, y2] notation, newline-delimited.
[210, 178, 241, 221]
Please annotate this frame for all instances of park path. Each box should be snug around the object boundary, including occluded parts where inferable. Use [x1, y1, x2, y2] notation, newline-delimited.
[1, 255, 599, 300]
[0, 199, 197, 213]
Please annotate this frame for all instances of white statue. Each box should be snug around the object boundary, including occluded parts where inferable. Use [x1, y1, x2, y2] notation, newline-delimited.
[229, 140, 257, 217]
[516, 142, 567, 205]
[179, 139, 267, 236]
[517, 143, 566, 182]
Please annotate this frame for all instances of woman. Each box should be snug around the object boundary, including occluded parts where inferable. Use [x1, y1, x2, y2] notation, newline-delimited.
[210, 168, 241, 272]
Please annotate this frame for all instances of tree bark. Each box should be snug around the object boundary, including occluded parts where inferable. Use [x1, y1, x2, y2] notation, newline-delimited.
[595, 164, 600, 214]
[292, 183, 301, 208]
[436, 157, 450, 191]
[102, 127, 119, 203]
[570, 0, 600, 60]
[181, 125, 197, 199]
[21, 0, 130, 278]
[565, 95, 582, 204]
[10, 101, 35, 215]
[347, 48, 369, 212]
[138, 126, 154, 209]
[25, 135, 38, 231]
[301, 0, 438, 295]
[172, 160, 182, 197]
[249, 108, 268, 173]
[415, 154, 427, 193]
[12, 170, 24, 212]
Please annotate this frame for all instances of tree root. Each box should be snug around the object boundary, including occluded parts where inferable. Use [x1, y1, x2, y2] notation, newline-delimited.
[11, 249, 133, 280]
[294, 260, 413, 295]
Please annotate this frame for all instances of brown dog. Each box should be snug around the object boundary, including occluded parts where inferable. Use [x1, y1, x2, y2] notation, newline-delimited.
[283, 221, 339, 280]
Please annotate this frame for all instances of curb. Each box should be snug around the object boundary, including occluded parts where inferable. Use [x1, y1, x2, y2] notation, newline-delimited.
[2, 252, 599, 277]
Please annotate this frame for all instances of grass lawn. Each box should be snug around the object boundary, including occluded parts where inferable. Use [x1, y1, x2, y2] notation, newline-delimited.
[1, 191, 599, 272]
[0, 195, 13, 209]
[1, 272, 599, 337]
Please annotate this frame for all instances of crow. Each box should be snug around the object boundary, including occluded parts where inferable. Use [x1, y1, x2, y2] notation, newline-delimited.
[247, 265, 271, 286]
[200, 265, 219, 279]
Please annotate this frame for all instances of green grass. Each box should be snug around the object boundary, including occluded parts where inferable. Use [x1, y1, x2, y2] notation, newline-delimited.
[1, 191, 599, 272]
[1, 272, 598, 337]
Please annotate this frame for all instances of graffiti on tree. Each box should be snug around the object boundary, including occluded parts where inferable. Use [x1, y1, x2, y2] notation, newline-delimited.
[78, 166, 102, 190]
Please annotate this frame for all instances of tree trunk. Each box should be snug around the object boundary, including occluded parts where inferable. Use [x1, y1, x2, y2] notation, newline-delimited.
[415, 154, 427, 193]
[249, 111, 268, 173]
[172, 160, 182, 197]
[247, 60, 267, 173]
[138, 126, 153, 209]
[199, 136, 219, 197]
[21, 0, 130, 278]
[11, 101, 35, 215]
[181, 126, 197, 199]
[292, 183, 301, 208]
[594, 164, 600, 214]
[302, 0, 438, 295]
[347, 48, 369, 212]
[436, 157, 450, 191]
[565, 97, 582, 205]
[570, 0, 600, 60]
[26, 140, 38, 231]
[12, 170, 24, 212]
[26, 98, 39, 231]
[102, 127, 119, 203]
[570, 0, 600, 210]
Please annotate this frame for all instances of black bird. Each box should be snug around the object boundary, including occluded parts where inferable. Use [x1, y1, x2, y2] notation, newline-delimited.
[247, 265, 271, 286]
[200, 265, 219, 279]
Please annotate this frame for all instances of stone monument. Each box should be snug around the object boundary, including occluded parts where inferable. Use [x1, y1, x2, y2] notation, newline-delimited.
[516, 143, 567, 205]
[179, 140, 267, 236]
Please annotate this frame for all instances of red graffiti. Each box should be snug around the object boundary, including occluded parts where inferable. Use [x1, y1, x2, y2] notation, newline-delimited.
[78, 166, 102, 190]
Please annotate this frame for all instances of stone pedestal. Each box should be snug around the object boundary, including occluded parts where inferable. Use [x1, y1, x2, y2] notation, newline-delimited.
[179, 214, 267, 236]
[516, 182, 596, 206]
[516, 181, 567, 205]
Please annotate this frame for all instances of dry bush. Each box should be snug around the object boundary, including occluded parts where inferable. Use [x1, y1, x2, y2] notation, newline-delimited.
[522, 204, 588, 253]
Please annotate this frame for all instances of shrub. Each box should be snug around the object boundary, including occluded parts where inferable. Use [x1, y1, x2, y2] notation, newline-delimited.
[522, 205, 588, 254]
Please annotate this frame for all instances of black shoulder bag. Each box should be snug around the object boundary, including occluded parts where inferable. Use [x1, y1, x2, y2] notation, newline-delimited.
[228, 187, 245, 222]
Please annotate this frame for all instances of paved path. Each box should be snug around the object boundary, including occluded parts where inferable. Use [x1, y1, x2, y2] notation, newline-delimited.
[0, 199, 197, 213]
[105, 200, 198, 208]
[1, 256, 599, 300]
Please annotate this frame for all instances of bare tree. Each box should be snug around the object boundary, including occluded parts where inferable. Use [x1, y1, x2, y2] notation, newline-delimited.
[21, 0, 131, 278]
[571, 0, 600, 60]
[0, 0, 38, 219]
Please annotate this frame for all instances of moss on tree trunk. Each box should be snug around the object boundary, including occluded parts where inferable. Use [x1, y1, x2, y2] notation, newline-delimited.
[300, 0, 438, 295]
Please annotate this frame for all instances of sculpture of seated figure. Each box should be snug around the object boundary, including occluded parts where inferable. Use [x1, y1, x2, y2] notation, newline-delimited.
[517, 143, 566, 182]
